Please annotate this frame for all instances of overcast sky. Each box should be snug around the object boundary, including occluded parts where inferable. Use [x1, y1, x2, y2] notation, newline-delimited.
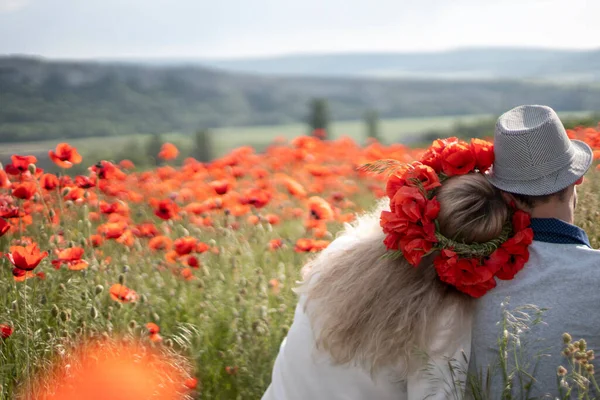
[0, 0, 598, 59]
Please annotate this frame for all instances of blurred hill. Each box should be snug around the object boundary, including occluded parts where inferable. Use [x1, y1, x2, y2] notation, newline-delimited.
[135, 48, 600, 81]
[1, 54, 600, 142]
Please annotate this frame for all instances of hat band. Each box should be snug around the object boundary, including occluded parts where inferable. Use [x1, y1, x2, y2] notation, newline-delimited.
[493, 146, 576, 181]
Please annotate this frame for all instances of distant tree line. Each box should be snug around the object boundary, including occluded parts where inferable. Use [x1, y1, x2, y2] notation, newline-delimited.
[2, 57, 600, 144]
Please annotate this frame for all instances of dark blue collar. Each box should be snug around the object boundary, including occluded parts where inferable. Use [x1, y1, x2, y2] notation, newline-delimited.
[530, 218, 591, 248]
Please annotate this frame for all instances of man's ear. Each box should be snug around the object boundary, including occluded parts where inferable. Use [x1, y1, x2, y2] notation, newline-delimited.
[501, 191, 516, 205]
[575, 177, 585, 186]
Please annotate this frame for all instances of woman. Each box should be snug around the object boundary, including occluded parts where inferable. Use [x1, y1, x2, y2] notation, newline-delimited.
[262, 162, 524, 399]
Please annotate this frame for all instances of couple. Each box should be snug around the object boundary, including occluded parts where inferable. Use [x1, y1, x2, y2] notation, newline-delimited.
[263, 105, 599, 399]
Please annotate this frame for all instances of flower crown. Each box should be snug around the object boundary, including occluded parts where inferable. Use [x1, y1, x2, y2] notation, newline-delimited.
[362, 137, 534, 298]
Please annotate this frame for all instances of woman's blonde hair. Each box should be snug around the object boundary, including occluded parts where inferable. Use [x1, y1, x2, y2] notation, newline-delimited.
[298, 173, 509, 375]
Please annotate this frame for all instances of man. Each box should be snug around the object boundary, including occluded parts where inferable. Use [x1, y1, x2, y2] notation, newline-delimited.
[470, 105, 599, 397]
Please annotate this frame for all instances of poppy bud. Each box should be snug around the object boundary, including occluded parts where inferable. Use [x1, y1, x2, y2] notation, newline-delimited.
[140, 294, 148, 304]
[90, 306, 98, 319]
[118, 274, 125, 284]
[28, 163, 36, 175]
[48, 209, 55, 218]
[59, 283, 66, 292]
[123, 265, 130, 273]
[165, 338, 174, 348]
[51, 304, 60, 318]
[11, 301, 18, 312]
[40, 295, 47, 305]
[95, 285, 104, 295]
[61, 187, 71, 196]
[65, 200, 73, 208]
[152, 312, 160, 322]
[128, 320, 137, 330]
[80, 292, 87, 301]
[197, 280, 205, 289]
[59, 310, 70, 322]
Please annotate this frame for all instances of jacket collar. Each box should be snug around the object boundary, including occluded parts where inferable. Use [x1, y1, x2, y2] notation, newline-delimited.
[530, 218, 591, 248]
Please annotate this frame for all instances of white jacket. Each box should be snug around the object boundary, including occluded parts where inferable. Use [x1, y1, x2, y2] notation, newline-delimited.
[263, 235, 472, 400]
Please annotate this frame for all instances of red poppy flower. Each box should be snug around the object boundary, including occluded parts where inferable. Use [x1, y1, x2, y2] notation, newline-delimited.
[109, 284, 138, 303]
[119, 159, 135, 170]
[512, 210, 531, 232]
[11, 182, 37, 200]
[209, 180, 231, 195]
[386, 163, 441, 200]
[158, 143, 179, 160]
[5, 155, 37, 175]
[294, 238, 330, 252]
[419, 137, 458, 172]
[49, 143, 83, 169]
[0, 324, 13, 339]
[75, 175, 96, 189]
[153, 199, 179, 220]
[0, 169, 11, 188]
[399, 234, 433, 266]
[174, 237, 197, 256]
[240, 188, 271, 209]
[12, 268, 36, 282]
[6, 243, 48, 271]
[308, 196, 334, 221]
[184, 377, 198, 390]
[149, 236, 173, 251]
[470, 139, 494, 172]
[187, 256, 200, 268]
[52, 247, 89, 271]
[434, 252, 497, 298]
[0, 218, 10, 237]
[40, 173, 59, 191]
[268, 238, 284, 251]
[441, 141, 477, 176]
[196, 242, 210, 253]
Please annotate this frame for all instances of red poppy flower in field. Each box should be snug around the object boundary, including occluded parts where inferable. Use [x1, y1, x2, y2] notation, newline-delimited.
[184, 377, 199, 390]
[0, 324, 13, 339]
[294, 238, 330, 252]
[209, 180, 231, 195]
[240, 188, 272, 209]
[40, 173, 59, 191]
[149, 236, 173, 251]
[49, 143, 83, 169]
[11, 182, 37, 200]
[6, 243, 48, 271]
[268, 239, 284, 251]
[0, 218, 10, 237]
[0, 169, 10, 188]
[119, 159, 135, 170]
[196, 242, 210, 253]
[0, 204, 22, 219]
[174, 237, 197, 256]
[187, 256, 200, 268]
[52, 247, 89, 271]
[279, 176, 307, 198]
[5, 155, 37, 175]
[308, 196, 334, 221]
[146, 322, 163, 343]
[158, 143, 179, 160]
[181, 267, 194, 281]
[89, 234, 104, 247]
[153, 199, 179, 220]
[98, 221, 127, 239]
[75, 175, 96, 189]
[109, 284, 138, 303]
[90, 161, 126, 181]
[12, 268, 36, 282]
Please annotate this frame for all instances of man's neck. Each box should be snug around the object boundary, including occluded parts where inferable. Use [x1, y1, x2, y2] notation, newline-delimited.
[530, 203, 574, 225]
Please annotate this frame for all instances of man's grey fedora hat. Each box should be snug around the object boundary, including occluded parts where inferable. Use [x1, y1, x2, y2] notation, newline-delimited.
[486, 105, 593, 196]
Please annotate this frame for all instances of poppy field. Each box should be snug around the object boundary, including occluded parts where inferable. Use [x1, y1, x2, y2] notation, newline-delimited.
[0, 127, 599, 399]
